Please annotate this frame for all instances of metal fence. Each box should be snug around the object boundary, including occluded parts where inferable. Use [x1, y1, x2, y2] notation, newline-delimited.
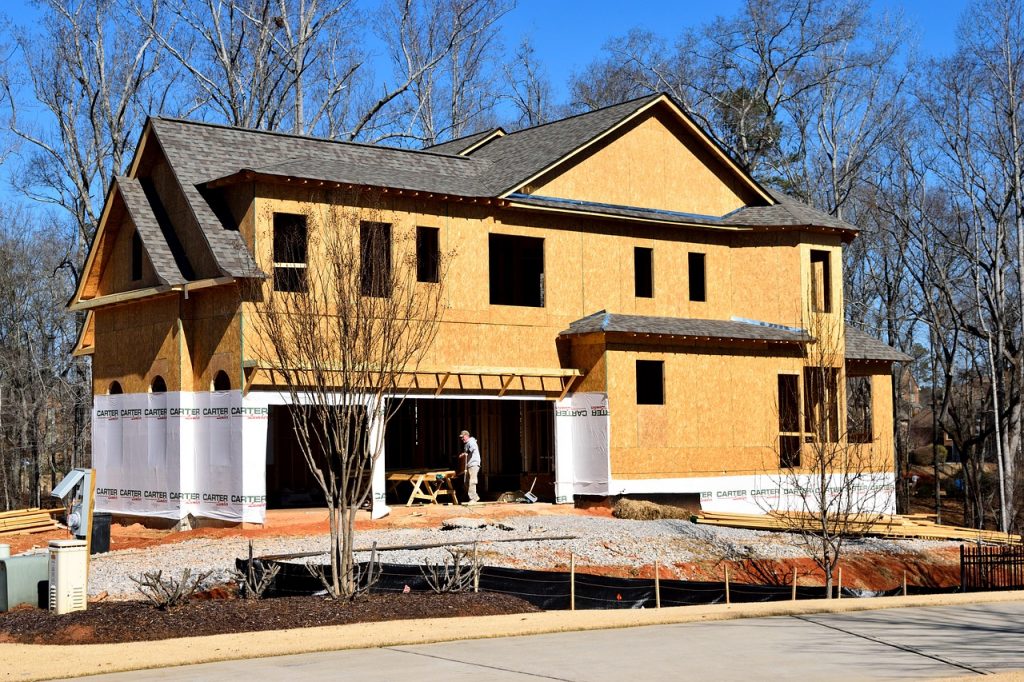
[960, 544, 1024, 591]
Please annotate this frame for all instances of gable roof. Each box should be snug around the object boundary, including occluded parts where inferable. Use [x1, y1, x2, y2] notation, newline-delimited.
[115, 177, 187, 286]
[78, 93, 853, 304]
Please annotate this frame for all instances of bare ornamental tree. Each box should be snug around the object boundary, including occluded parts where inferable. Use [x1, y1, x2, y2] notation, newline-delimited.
[252, 193, 448, 598]
[766, 310, 893, 597]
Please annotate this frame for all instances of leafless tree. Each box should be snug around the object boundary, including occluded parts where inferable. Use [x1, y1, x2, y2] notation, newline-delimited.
[503, 36, 554, 129]
[766, 309, 893, 597]
[251, 191, 448, 598]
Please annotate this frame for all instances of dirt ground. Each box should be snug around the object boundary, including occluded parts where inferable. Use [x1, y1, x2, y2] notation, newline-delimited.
[2, 501, 963, 592]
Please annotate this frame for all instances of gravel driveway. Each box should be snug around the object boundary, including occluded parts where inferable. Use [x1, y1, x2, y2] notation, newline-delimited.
[79, 514, 957, 599]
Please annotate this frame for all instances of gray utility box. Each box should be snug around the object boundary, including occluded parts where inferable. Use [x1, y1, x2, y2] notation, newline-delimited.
[0, 553, 48, 611]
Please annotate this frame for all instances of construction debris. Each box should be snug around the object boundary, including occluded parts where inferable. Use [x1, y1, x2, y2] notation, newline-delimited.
[695, 510, 1021, 545]
[0, 507, 62, 535]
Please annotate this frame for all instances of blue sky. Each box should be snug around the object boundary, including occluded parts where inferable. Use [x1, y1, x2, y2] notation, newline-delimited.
[503, 0, 968, 100]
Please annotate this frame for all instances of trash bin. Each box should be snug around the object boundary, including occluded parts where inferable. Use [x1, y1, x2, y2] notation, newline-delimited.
[89, 513, 112, 554]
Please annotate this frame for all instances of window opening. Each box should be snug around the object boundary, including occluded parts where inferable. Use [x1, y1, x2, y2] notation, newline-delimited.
[634, 247, 653, 298]
[804, 366, 839, 442]
[150, 375, 167, 393]
[847, 375, 873, 443]
[778, 374, 800, 468]
[360, 221, 392, 297]
[273, 213, 308, 293]
[688, 252, 706, 302]
[213, 370, 232, 391]
[636, 360, 664, 405]
[810, 250, 832, 313]
[131, 230, 143, 282]
[489, 233, 544, 307]
[108, 381, 123, 395]
[416, 226, 440, 283]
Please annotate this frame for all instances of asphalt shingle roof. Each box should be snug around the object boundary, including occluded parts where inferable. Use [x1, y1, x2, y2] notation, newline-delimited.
[464, 94, 662, 194]
[424, 127, 505, 155]
[562, 312, 911, 363]
[845, 327, 915, 362]
[148, 93, 855, 277]
[115, 177, 186, 285]
[559, 311, 809, 343]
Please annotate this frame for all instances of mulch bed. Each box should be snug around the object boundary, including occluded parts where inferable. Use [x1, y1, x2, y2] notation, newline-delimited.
[0, 592, 539, 645]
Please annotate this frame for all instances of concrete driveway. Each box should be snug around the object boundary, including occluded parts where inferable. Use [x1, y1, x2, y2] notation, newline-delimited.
[70, 601, 1024, 681]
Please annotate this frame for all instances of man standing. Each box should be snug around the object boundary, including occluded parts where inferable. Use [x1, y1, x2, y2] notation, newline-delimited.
[459, 429, 481, 503]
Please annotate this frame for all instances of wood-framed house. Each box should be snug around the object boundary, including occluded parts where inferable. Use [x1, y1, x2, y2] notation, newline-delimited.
[70, 93, 910, 523]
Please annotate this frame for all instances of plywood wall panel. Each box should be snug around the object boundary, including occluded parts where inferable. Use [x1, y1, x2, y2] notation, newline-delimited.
[529, 109, 752, 216]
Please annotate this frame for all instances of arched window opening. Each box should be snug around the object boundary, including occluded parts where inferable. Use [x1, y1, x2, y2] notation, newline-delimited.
[108, 381, 123, 395]
[150, 375, 167, 393]
[213, 370, 231, 392]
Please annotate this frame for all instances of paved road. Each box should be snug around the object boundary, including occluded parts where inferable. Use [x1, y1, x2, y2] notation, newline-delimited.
[75, 602, 1024, 681]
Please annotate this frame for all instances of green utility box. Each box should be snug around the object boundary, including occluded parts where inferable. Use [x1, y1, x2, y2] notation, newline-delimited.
[0, 553, 48, 611]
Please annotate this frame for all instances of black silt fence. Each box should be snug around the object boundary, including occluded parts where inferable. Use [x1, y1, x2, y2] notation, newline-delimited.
[236, 558, 951, 610]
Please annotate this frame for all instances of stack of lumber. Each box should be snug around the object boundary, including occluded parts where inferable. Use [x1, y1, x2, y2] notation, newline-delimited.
[0, 507, 61, 535]
[695, 510, 1021, 545]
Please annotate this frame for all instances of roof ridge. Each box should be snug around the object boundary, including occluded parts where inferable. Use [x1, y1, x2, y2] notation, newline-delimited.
[425, 126, 507, 149]
[494, 92, 663, 140]
[150, 116, 475, 161]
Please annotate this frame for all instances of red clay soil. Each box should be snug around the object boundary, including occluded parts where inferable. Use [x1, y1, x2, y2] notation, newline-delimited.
[2, 503, 615, 554]
[0, 592, 539, 645]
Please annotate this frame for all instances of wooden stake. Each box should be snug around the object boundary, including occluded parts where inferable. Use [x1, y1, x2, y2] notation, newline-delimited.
[902, 570, 907, 596]
[655, 553, 661, 609]
[792, 566, 798, 601]
[570, 553, 576, 611]
[725, 565, 731, 604]
[472, 542, 479, 594]
[837, 567, 842, 600]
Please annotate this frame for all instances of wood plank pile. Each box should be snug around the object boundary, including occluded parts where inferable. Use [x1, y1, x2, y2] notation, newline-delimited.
[695, 510, 1021, 545]
[0, 507, 61, 535]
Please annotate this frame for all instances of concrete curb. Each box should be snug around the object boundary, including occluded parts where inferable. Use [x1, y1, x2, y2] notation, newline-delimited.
[4, 590, 1024, 681]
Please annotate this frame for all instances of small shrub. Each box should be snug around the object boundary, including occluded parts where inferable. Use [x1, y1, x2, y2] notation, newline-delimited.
[420, 546, 481, 593]
[232, 541, 280, 600]
[130, 568, 212, 609]
[612, 498, 692, 521]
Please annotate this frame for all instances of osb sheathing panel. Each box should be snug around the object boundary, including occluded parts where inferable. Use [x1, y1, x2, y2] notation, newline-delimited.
[529, 108, 753, 216]
[606, 346, 811, 479]
[238, 189, 831, 380]
[92, 296, 180, 394]
[182, 287, 243, 393]
[95, 209, 160, 297]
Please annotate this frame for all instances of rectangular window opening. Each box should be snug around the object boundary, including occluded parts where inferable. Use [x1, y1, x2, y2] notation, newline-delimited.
[810, 250, 832, 313]
[804, 366, 839, 442]
[634, 247, 653, 298]
[688, 252, 706, 302]
[489, 233, 544, 307]
[780, 436, 801, 468]
[273, 213, 308, 293]
[131, 230, 143, 282]
[416, 226, 440, 283]
[847, 375, 873, 443]
[778, 374, 800, 468]
[636, 360, 664, 405]
[360, 221, 392, 297]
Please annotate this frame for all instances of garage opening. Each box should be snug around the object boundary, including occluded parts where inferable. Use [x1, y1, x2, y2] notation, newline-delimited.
[385, 398, 554, 502]
[265, 404, 369, 509]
